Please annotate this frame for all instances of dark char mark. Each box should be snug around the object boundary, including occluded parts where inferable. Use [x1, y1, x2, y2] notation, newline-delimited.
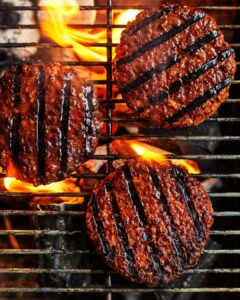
[120, 55, 179, 95]
[83, 85, 94, 158]
[148, 46, 232, 108]
[36, 67, 46, 178]
[91, 194, 112, 258]
[105, 182, 139, 280]
[116, 12, 205, 67]
[59, 73, 71, 179]
[122, 164, 147, 226]
[124, 6, 174, 37]
[148, 167, 187, 268]
[9, 65, 22, 167]
[121, 30, 219, 100]
[183, 29, 218, 54]
[165, 76, 232, 124]
[122, 164, 164, 279]
[172, 166, 205, 241]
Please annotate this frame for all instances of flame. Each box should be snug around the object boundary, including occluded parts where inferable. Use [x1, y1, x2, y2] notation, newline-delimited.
[40, 0, 140, 62]
[130, 142, 200, 174]
[4, 166, 83, 203]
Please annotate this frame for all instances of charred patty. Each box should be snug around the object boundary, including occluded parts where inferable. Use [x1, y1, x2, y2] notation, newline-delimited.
[0, 62, 101, 186]
[86, 158, 213, 285]
[114, 4, 236, 127]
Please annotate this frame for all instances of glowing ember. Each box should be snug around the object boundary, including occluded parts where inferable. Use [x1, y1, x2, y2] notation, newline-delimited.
[131, 142, 200, 174]
[40, 0, 140, 62]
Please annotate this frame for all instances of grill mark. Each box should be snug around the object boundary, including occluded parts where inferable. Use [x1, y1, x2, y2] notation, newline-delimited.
[148, 46, 232, 107]
[165, 76, 232, 124]
[105, 182, 139, 279]
[121, 30, 219, 98]
[183, 29, 218, 54]
[168, 48, 233, 94]
[116, 12, 205, 67]
[172, 166, 205, 241]
[148, 167, 187, 268]
[120, 55, 178, 94]
[122, 164, 164, 278]
[122, 164, 147, 226]
[36, 67, 46, 178]
[83, 85, 94, 158]
[124, 6, 174, 37]
[59, 74, 71, 179]
[91, 194, 112, 258]
[9, 66, 22, 167]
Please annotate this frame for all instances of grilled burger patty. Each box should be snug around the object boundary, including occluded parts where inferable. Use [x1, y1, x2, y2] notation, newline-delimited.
[114, 5, 236, 127]
[86, 159, 213, 285]
[0, 63, 101, 186]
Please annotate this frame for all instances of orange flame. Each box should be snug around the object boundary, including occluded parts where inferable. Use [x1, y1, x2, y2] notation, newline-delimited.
[40, 0, 140, 62]
[130, 142, 200, 174]
[4, 166, 83, 203]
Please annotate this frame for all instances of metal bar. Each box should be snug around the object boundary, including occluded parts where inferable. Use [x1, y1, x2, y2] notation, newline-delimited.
[0, 173, 107, 179]
[0, 173, 240, 180]
[101, 117, 240, 122]
[101, 98, 240, 104]
[0, 24, 124, 30]
[0, 287, 237, 293]
[210, 230, 240, 235]
[219, 25, 240, 29]
[0, 230, 82, 235]
[214, 212, 240, 216]
[0, 42, 114, 48]
[196, 174, 240, 179]
[0, 249, 93, 254]
[0, 42, 239, 49]
[1, 173, 240, 180]
[0, 249, 238, 255]
[206, 250, 240, 254]
[0, 5, 150, 11]
[1, 153, 239, 161]
[105, 0, 114, 181]
[1, 61, 108, 67]
[226, 99, 240, 103]
[106, 274, 112, 300]
[0, 24, 238, 30]
[186, 269, 240, 273]
[0, 268, 238, 274]
[0, 230, 236, 235]
[0, 210, 84, 216]
[100, 135, 240, 140]
[199, 6, 240, 10]
[0, 192, 238, 198]
[209, 193, 240, 197]
[0, 5, 239, 11]
[91, 154, 240, 160]
[0, 192, 89, 197]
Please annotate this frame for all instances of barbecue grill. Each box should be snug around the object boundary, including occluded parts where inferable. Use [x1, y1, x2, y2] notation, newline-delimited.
[0, 0, 239, 299]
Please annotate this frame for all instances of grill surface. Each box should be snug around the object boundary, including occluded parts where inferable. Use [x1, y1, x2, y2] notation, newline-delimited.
[0, 0, 239, 299]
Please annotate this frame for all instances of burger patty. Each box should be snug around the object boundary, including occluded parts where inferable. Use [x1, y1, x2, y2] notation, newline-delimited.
[0, 62, 101, 186]
[86, 159, 213, 285]
[114, 4, 236, 127]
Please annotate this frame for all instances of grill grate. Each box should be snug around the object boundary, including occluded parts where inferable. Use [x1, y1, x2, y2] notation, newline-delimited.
[0, 1, 239, 299]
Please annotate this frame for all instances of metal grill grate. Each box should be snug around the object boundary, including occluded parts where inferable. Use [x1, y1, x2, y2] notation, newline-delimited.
[0, 1, 239, 299]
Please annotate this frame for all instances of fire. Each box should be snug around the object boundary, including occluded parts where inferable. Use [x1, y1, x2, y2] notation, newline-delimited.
[130, 142, 200, 174]
[4, 167, 83, 203]
[40, 0, 140, 62]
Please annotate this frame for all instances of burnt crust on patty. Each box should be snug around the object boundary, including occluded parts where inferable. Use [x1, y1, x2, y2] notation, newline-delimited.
[0, 62, 101, 186]
[114, 4, 236, 127]
[86, 158, 213, 285]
